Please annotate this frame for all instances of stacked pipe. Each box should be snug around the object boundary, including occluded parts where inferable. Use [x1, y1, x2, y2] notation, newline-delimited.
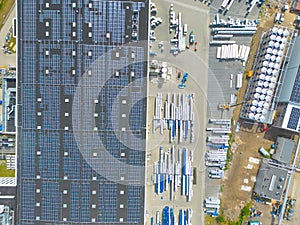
[152, 92, 195, 144]
[153, 146, 194, 202]
[216, 44, 250, 61]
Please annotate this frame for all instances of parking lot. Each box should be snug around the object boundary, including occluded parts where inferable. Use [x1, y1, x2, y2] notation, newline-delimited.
[145, 0, 210, 224]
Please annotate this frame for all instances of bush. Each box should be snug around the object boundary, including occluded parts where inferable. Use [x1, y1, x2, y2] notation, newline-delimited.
[216, 215, 226, 223]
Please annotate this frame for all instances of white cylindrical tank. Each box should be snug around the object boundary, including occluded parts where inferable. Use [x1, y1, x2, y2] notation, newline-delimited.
[264, 102, 270, 108]
[264, 81, 269, 88]
[272, 49, 277, 55]
[267, 68, 273, 75]
[248, 113, 255, 119]
[267, 90, 273, 96]
[276, 36, 281, 42]
[252, 100, 258, 106]
[262, 88, 268, 94]
[265, 76, 271, 82]
[279, 44, 285, 50]
[260, 95, 266, 101]
[274, 63, 280, 70]
[269, 62, 274, 68]
[254, 92, 260, 99]
[271, 55, 276, 62]
[283, 30, 289, 37]
[265, 96, 271, 103]
[263, 61, 269, 66]
[269, 83, 275, 89]
[270, 34, 276, 40]
[256, 107, 262, 113]
[259, 74, 266, 80]
[256, 87, 262, 93]
[257, 80, 264, 86]
[265, 54, 271, 60]
[276, 56, 282, 63]
[272, 27, 278, 34]
[281, 37, 287, 44]
[268, 41, 275, 47]
[267, 48, 272, 53]
[272, 70, 279, 76]
[250, 106, 256, 112]
[278, 50, 284, 56]
[275, 42, 280, 49]
[254, 114, 261, 120]
[258, 101, 264, 107]
[271, 77, 277, 83]
[278, 29, 283, 35]
[262, 109, 268, 115]
[261, 67, 267, 73]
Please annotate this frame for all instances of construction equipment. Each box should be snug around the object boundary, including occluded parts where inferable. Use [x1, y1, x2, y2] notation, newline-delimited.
[194, 42, 198, 51]
[189, 31, 195, 45]
[178, 72, 188, 89]
[218, 100, 250, 110]
[247, 70, 254, 78]
[260, 123, 268, 132]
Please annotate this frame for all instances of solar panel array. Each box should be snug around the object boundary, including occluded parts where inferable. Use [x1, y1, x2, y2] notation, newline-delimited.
[18, 0, 148, 224]
[290, 65, 300, 104]
[287, 107, 300, 130]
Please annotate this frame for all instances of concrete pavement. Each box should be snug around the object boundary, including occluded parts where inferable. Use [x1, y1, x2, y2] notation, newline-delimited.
[0, 3, 16, 67]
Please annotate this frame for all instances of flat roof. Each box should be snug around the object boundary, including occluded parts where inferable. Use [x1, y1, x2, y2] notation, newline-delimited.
[279, 36, 300, 103]
[272, 137, 295, 164]
[253, 159, 288, 201]
[1, 77, 16, 134]
[17, 0, 148, 224]
[281, 103, 300, 132]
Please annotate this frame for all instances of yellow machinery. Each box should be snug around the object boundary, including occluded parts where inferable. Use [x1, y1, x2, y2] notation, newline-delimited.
[247, 70, 253, 78]
[218, 100, 251, 110]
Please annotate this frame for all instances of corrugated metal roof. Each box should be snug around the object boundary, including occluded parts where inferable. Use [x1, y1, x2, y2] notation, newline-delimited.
[279, 36, 300, 102]
[272, 137, 295, 164]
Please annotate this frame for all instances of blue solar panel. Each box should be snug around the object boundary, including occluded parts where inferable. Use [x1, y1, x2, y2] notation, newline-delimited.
[128, 185, 142, 222]
[104, 183, 117, 222]
[70, 182, 80, 222]
[290, 66, 300, 104]
[18, 0, 148, 224]
[20, 181, 35, 220]
[81, 183, 90, 222]
[21, 132, 35, 179]
[41, 183, 59, 221]
[287, 107, 300, 130]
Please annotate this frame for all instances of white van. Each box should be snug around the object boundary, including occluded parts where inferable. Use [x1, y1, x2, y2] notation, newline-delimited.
[183, 24, 188, 36]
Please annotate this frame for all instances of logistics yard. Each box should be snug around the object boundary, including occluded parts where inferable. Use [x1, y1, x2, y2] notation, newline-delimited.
[145, 0, 300, 225]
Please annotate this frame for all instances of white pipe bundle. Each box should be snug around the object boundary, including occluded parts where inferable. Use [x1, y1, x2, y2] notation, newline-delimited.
[226, 0, 235, 11]
[221, 0, 230, 8]
[217, 44, 250, 61]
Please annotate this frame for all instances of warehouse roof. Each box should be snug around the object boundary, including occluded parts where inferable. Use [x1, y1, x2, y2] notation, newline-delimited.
[253, 159, 288, 201]
[272, 137, 295, 164]
[279, 36, 300, 103]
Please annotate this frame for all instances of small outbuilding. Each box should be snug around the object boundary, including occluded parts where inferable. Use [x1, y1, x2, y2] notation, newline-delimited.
[253, 159, 288, 201]
[272, 137, 295, 164]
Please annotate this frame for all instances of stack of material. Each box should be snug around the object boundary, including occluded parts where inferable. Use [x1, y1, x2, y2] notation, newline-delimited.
[216, 44, 250, 61]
